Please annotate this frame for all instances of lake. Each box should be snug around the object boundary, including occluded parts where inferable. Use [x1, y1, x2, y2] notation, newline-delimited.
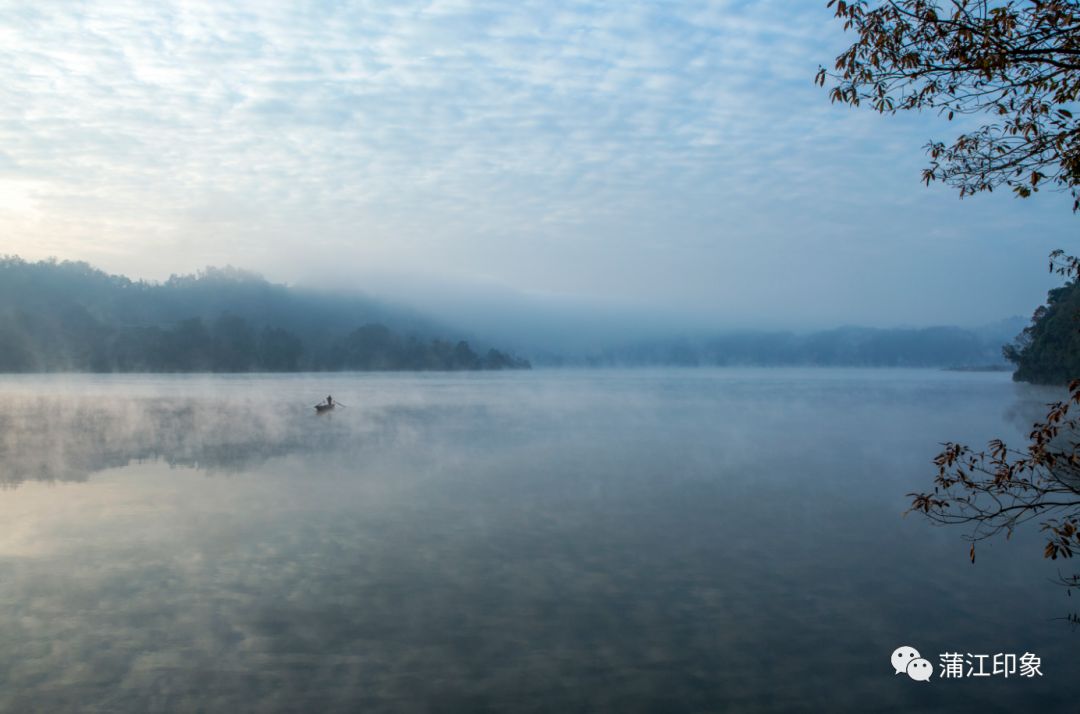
[0, 369, 1075, 712]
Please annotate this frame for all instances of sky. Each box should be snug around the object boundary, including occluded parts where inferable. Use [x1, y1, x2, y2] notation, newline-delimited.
[0, 0, 1076, 335]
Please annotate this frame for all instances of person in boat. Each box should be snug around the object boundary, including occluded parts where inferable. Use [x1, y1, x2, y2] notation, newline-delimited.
[325, 395, 334, 408]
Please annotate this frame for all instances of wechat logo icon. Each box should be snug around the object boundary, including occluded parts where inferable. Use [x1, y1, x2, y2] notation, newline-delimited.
[892, 645, 932, 682]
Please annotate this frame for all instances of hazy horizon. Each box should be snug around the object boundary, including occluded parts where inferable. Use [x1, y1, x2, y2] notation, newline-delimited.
[1, 254, 1033, 359]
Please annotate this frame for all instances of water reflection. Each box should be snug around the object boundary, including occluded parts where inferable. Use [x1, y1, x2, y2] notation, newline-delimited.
[0, 370, 1076, 712]
[0, 395, 361, 485]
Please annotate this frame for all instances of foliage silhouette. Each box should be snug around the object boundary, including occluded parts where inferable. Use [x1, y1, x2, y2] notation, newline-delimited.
[818, 0, 1080, 207]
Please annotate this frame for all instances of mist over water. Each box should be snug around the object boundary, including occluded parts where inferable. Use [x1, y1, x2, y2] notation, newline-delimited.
[0, 369, 1076, 712]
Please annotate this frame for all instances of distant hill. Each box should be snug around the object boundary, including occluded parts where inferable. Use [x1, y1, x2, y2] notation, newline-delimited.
[0, 257, 530, 373]
[583, 325, 1016, 369]
[0, 256, 1035, 375]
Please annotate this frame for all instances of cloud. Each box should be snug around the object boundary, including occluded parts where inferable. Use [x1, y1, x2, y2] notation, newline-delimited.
[0, 0, 1072, 327]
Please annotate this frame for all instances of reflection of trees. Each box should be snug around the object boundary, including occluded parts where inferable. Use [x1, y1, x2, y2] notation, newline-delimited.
[0, 396, 362, 487]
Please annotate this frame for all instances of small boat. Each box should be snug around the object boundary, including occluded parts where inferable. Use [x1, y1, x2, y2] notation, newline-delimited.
[315, 395, 342, 413]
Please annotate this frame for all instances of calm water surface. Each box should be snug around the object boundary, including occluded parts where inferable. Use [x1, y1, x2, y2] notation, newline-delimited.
[0, 369, 1075, 712]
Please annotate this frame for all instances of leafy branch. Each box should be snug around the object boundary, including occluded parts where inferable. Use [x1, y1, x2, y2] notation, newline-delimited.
[819, 1, 1080, 208]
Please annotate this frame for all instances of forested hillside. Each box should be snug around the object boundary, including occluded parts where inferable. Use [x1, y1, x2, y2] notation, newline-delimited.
[1004, 279, 1080, 385]
[0, 258, 529, 372]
